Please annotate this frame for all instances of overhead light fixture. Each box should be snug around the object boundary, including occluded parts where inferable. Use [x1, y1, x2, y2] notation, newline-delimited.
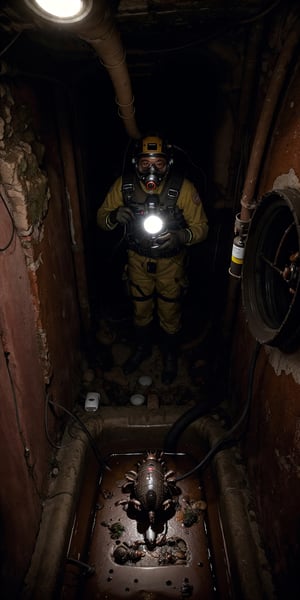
[24, 0, 93, 23]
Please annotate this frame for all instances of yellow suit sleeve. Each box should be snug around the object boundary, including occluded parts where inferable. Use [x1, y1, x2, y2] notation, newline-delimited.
[97, 176, 124, 230]
[177, 179, 208, 245]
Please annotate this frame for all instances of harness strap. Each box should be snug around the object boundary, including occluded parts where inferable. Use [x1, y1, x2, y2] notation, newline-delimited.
[165, 171, 183, 205]
[121, 171, 185, 258]
[156, 290, 182, 303]
[129, 280, 154, 300]
[122, 179, 135, 204]
[130, 287, 181, 303]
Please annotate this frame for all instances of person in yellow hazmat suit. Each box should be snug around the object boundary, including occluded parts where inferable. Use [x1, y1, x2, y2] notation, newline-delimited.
[97, 134, 208, 384]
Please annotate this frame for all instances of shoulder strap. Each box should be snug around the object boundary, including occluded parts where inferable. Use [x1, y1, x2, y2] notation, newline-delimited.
[122, 172, 135, 205]
[159, 171, 184, 207]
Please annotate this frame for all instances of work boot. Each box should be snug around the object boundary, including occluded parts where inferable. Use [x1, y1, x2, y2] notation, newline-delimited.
[123, 325, 152, 375]
[160, 331, 179, 385]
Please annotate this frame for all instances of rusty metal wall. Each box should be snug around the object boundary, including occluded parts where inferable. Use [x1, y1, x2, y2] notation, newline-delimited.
[231, 62, 300, 595]
[0, 79, 83, 595]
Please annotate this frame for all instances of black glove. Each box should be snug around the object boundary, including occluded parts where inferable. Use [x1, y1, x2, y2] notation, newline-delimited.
[109, 206, 134, 225]
[156, 229, 189, 251]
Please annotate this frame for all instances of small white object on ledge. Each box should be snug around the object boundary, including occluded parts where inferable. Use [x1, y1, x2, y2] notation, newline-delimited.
[85, 392, 100, 412]
[130, 393, 145, 406]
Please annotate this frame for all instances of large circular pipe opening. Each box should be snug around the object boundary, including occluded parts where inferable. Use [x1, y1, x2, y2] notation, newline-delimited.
[242, 187, 300, 351]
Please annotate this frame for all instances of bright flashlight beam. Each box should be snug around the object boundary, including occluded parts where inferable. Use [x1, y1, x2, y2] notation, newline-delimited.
[143, 215, 164, 235]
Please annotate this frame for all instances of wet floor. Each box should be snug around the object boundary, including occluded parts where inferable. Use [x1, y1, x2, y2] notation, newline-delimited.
[62, 272, 231, 598]
[61, 449, 231, 599]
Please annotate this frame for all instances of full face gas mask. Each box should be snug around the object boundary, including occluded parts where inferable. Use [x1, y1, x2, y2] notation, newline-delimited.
[138, 163, 166, 191]
[133, 135, 173, 192]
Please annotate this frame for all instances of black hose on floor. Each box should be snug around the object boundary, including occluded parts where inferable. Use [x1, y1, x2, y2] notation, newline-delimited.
[164, 341, 261, 473]
[164, 394, 222, 453]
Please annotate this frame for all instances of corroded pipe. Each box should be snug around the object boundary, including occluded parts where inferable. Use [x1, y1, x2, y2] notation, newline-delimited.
[70, 3, 141, 140]
[7, 0, 141, 139]
[240, 23, 300, 220]
[224, 20, 300, 337]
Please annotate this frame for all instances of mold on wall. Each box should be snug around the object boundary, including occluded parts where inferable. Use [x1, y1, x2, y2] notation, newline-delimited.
[0, 82, 52, 382]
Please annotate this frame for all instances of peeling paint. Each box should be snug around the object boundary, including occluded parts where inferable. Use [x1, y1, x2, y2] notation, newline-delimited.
[273, 168, 300, 190]
[0, 83, 50, 235]
[265, 346, 300, 384]
[0, 82, 54, 386]
[27, 252, 43, 272]
[18, 225, 34, 237]
[36, 327, 52, 385]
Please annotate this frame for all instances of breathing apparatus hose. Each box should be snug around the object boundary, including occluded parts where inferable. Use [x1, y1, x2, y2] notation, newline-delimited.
[164, 341, 262, 481]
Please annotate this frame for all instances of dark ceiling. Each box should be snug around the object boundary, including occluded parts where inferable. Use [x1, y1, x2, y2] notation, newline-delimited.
[0, 0, 296, 169]
[0, 0, 285, 76]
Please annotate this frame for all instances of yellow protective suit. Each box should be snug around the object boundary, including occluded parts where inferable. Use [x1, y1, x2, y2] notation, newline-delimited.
[97, 175, 208, 334]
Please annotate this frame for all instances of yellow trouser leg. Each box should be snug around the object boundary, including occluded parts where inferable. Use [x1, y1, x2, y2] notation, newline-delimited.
[127, 251, 156, 327]
[156, 253, 186, 334]
[127, 250, 187, 332]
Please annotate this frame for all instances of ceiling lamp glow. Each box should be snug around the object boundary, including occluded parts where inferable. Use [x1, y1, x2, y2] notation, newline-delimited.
[24, 0, 93, 23]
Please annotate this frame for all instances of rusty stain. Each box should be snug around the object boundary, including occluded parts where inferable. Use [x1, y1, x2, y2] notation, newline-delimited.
[274, 448, 300, 475]
[63, 452, 219, 598]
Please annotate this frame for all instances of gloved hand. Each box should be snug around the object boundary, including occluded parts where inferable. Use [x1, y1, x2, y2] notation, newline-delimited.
[156, 229, 189, 251]
[109, 206, 134, 225]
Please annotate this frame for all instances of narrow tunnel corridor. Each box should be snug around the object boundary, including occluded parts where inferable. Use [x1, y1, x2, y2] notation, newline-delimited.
[0, 1, 300, 598]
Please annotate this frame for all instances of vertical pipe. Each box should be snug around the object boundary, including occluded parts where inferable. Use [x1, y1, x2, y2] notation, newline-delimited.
[240, 24, 300, 220]
[73, 3, 141, 139]
[227, 20, 264, 211]
[18, 1, 141, 139]
[223, 22, 300, 339]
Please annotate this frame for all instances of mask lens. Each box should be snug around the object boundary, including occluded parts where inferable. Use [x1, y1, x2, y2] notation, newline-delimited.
[138, 157, 167, 173]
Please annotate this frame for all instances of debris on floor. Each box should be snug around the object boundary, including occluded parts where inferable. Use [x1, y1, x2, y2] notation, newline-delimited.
[79, 296, 224, 409]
